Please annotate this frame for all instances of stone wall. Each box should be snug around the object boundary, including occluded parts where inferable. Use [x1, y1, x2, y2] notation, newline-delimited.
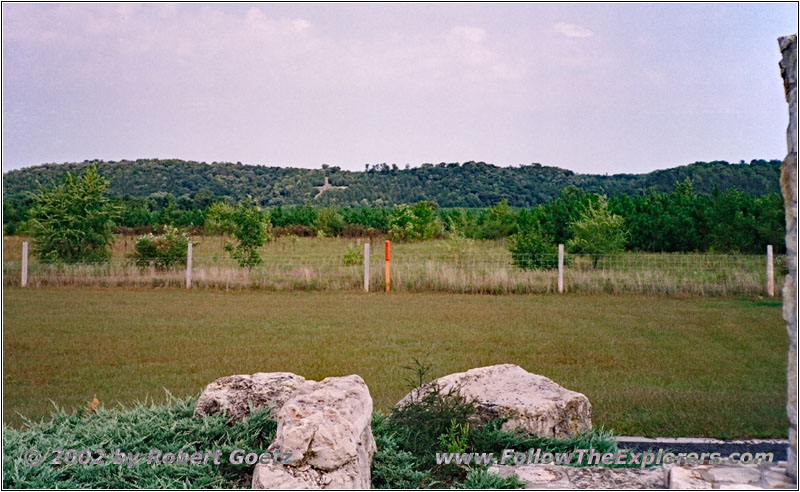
[779, 33, 797, 481]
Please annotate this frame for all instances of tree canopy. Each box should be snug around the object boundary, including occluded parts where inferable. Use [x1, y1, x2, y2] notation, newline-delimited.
[2, 158, 782, 209]
[28, 165, 119, 263]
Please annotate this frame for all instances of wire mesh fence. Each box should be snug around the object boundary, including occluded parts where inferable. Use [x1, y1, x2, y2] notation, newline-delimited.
[3, 249, 786, 296]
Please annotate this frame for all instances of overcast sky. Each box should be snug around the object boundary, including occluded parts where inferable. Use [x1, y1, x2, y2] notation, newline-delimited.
[2, 3, 797, 174]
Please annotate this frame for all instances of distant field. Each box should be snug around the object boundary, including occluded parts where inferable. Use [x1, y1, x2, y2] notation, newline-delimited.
[3, 235, 783, 296]
[3, 288, 787, 437]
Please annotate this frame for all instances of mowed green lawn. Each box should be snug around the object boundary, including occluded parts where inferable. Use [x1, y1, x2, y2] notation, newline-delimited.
[3, 288, 788, 438]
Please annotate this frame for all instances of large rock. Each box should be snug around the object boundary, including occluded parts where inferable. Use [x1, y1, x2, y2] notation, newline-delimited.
[489, 464, 666, 489]
[194, 372, 310, 421]
[195, 372, 376, 489]
[779, 33, 798, 481]
[252, 375, 376, 489]
[397, 364, 591, 438]
[667, 462, 796, 489]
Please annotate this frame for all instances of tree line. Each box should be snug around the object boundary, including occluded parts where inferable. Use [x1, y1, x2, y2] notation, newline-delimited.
[3, 157, 782, 209]
[16, 166, 786, 269]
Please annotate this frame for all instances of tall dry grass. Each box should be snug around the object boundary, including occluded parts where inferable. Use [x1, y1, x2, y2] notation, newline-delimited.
[2, 235, 784, 296]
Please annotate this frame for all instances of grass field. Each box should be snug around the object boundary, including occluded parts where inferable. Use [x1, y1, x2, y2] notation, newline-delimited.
[3, 287, 787, 438]
[3, 235, 783, 296]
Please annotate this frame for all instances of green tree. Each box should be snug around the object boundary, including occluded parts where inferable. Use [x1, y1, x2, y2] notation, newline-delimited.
[508, 222, 557, 270]
[707, 188, 759, 253]
[567, 197, 627, 267]
[224, 202, 273, 269]
[204, 202, 236, 235]
[388, 202, 442, 241]
[477, 199, 518, 239]
[539, 187, 600, 245]
[753, 193, 785, 254]
[28, 166, 119, 263]
[314, 207, 345, 237]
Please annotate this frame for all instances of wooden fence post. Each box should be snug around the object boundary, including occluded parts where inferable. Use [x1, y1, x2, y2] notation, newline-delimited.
[385, 240, 390, 293]
[21, 241, 28, 288]
[766, 244, 774, 297]
[186, 241, 192, 289]
[364, 243, 370, 292]
[557, 243, 564, 293]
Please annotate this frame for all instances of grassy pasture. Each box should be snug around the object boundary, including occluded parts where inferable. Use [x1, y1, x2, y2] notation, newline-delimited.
[3, 288, 787, 438]
[3, 235, 783, 296]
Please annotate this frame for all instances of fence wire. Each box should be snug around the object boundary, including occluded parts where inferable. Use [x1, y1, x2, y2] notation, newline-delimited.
[3, 251, 786, 296]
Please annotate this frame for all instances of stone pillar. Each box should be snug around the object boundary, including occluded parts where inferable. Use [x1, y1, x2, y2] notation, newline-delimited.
[779, 34, 797, 481]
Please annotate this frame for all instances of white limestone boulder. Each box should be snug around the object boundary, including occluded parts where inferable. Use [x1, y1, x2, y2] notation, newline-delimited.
[252, 374, 376, 489]
[489, 463, 666, 489]
[193, 372, 310, 421]
[397, 364, 591, 438]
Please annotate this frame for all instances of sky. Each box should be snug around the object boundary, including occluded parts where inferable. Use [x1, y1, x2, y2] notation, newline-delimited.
[2, 2, 797, 174]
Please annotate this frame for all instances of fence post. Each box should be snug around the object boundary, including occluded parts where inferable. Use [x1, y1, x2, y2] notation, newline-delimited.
[186, 241, 192, 289]
[766, 244, 774, 297]
[364, 243, 370, 292]
[557, 243, 564, 293]
[385, 240, 390, 293]
[21, 241, 28, 288]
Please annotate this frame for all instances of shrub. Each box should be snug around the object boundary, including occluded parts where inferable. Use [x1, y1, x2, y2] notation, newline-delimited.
[457, 468, 526, 489]
[314, 207, 345, 237]
[343, 242, 363, 266]
[477, 199, 518, 240]
[203, 202, 235, 235]
[438, 419, 470, 454]
[464, 418, 619, 463]
[2, 396, 276, 489]
[224, 202, 273, 269]
[28, 165, 119, 263]
[508, 225, 558, 270]
[567, 197, 627, 268]
[370, 413, 430, 489]
[373, 357, 622, 488]
[389, 202, 442, 242]
[381, 358, 477, 486]
[131, 227, 189, 269]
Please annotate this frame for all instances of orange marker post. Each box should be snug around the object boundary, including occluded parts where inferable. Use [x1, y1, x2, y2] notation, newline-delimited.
[385, 240, 391, 293]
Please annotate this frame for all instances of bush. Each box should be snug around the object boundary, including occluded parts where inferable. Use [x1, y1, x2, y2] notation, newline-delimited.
[224, 202, 273, 269]
[203, 202, 235, 235]
[389, 202, 442, 242]
[370, 413, 430, 489]
[508, 226, 558, 270]
[28, 165, 119, 263]
[343, 242, 363, 265]
[2, 396, 276, 489]
[131, 227, 189, 269]
[567, 198, 627, 268]
[457, 468, 526, 489]
[314, 207, 345, 237]
[464, 418, 619, 464]
[477, 200, 518, 239]
[2, 375, 622, 489]
[372, 357, 622, 488]
[388, 376, 476, 466]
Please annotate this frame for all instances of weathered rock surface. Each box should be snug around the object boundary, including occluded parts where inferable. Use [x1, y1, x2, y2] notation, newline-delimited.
[489, 464, 666, 489]
[252, 375, 376, 489]
[194, 372, 310, 421]
[490, 462, 796, 489]
[397, 364, 591, 438]
[667, 461, 796, 489]
[195, 372, 376, 489]
[779, 33, 798, 482]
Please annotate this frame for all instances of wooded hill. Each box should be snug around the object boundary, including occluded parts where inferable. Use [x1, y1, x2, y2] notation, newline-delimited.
[2, 158, 781, 208]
